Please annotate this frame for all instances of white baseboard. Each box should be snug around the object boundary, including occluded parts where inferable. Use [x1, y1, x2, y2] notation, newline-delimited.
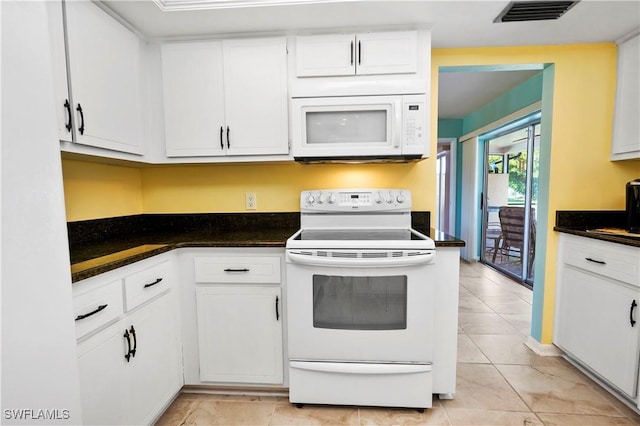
[525, 336, 563, 356]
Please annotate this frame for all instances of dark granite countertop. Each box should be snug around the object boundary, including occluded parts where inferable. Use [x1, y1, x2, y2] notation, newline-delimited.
[68, 212, 465, 283]
[554, 210, 640, 248]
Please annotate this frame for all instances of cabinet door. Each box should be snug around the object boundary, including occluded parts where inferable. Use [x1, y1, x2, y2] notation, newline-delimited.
[162, 41, 226, 157]
[65, 1, 143, 155]
[611, 34, 640, 160]
[295, 34, 356, 77]
[555, 266, 640, 398]
[223, 38, 289, 156]
[196, 286, 283, 384]
[46, 1, 73, 142]
[356, 31, 418, 75]
[126, 293, 182, 425]
[77, 323, 129, 425]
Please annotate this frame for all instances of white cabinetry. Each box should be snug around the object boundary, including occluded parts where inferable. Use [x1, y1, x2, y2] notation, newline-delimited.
[161, 38, 288, 159]
[48, 0, 144, 157]
[194, 254, 284, 384]
[295, 31, 418, 77]
[196, 286, 283, 383]
[611, 33, 640, 161]
[178, 249, 285, 387]
[290, 30, 429, 98]
[554, 234, 640, 403]
[73, 254, 182, 425]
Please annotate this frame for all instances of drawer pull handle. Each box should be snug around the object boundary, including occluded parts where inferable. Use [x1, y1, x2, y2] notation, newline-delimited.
[631, 300, 637, 327]
[585, 257, 606, 265]
[124, 329, 132, 362]
[224, 268, 250, 272]
[275, 295, 280, 321]
[220, 126, 224, 149]
[75, 304, 108, 321]
[143, 278, 163, 288]
[129, 325, 137, 358]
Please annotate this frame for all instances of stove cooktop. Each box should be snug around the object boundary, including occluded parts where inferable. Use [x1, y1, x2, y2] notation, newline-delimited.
[295, 229, 425, 241]
[286, 228, 436, 250]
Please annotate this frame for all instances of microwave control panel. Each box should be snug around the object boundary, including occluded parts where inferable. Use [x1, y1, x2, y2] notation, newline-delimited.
[402, 95, 426, 149]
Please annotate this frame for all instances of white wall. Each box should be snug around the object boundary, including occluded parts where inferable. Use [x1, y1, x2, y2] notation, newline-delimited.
[1, 2, 82, 423]
[459, 137, 479, 261]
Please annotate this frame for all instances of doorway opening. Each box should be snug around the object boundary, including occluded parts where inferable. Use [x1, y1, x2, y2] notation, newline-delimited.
[481, 116, 540, 287]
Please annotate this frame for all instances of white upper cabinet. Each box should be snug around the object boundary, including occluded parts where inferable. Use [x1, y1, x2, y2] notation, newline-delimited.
[161, 37, 288, 158]
[611, 33, 640, 161]
[162, 41, 226, 157]
[223, 38, 288, 156]
[295, 31, 418, 77]
[46, 1, 73, 143]
[62, 0, 144, 156]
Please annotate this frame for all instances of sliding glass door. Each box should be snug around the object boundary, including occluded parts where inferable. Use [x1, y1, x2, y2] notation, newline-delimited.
[481, 121, 540, 286]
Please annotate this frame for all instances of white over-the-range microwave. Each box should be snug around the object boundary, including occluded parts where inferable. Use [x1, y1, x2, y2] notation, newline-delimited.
[290, 94, 428, 162]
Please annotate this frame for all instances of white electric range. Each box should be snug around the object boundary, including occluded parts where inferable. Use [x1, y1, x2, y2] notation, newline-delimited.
[285, 188, 437, 409]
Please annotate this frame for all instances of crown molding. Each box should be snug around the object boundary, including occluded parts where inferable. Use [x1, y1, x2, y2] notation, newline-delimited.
[152, 0, 362, 11]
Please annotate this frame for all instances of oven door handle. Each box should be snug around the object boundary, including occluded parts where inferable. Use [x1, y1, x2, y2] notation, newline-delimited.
[286, 251, 434, 267]
[290, 361, 432, 375]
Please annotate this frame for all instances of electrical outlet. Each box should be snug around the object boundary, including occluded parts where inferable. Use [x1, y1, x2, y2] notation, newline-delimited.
[245, 192, 257, 210]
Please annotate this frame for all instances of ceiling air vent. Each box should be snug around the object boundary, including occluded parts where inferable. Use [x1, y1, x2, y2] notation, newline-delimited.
[494, 1, 579, 23]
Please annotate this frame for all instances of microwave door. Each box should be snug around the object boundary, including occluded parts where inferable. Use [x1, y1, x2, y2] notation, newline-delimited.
[292, 97, 402, 158]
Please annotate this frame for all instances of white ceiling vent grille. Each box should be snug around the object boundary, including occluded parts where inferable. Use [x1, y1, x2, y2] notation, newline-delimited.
[494, 1, 579, 23]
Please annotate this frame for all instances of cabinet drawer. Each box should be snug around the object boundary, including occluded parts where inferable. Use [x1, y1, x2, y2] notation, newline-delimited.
[124, 261, 171, 311]
[562, 235, 640, 286]
[74, 279, 123, 339]
[195, 256, 281, 283]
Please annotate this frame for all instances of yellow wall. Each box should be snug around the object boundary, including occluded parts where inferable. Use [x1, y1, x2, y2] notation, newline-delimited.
[61, 159, 143, 221]
[140, 162, 433, 213]
[433, 44, 640, 343]
[61, 43, 640, 344]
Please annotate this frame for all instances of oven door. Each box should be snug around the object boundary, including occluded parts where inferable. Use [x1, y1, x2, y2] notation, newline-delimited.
[286, 251, 434, 363]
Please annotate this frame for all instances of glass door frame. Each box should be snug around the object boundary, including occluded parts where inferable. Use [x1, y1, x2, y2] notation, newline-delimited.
[479, 112, 541, 286]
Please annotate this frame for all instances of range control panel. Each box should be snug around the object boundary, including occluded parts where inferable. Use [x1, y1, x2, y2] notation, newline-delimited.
[301, 189, 411, 212]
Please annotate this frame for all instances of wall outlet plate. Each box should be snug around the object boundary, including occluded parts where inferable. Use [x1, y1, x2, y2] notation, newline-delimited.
[245, 192, 257, 210]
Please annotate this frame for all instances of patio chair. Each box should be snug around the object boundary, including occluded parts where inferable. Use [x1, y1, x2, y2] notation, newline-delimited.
[497, 206, 536, 266]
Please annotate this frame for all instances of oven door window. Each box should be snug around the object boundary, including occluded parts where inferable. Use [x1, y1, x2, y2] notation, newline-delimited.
[312, 275, 407, 330]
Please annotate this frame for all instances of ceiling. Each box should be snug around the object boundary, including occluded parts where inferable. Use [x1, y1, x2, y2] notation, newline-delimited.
[104, 0, 639, 46]
[102, 0, 639, 119]
[438, 69, 541, 119]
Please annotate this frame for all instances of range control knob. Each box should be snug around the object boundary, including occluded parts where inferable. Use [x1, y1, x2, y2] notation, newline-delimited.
[306, 194, 315, 205]
[374, 192, 384, 204]
[318, 193, 326, 204]
[386, 192, 394, 204]
[327, 192, 336, 204]
[396, 193, 406, 204]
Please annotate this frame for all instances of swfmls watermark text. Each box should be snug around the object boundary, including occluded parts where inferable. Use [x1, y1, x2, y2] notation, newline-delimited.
[3, 409, 71, 421]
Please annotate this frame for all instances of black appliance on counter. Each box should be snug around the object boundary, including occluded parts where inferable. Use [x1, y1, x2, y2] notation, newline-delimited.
[626, 178, 640, 234]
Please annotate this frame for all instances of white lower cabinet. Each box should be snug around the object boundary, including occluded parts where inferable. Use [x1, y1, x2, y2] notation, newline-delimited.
[554, 234, 640, 403]
[73, 254, 182, 425]
[179, 249, 285, 387]
[196, 286, 283, 383]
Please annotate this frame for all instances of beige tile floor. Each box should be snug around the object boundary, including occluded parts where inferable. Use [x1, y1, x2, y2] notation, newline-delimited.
[156, 261, 640, 425]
